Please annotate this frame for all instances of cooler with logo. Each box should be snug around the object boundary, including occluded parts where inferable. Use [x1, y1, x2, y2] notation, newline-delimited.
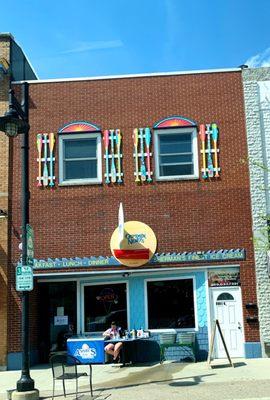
[67, 337, 105, 364]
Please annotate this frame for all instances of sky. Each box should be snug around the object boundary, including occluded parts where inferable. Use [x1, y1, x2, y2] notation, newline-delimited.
[1, 0, 270, 80]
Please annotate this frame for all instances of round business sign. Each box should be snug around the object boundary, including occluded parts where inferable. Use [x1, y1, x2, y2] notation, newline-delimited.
[110, 221, 157, 267]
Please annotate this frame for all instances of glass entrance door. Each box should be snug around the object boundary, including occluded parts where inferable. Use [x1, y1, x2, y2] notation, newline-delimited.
[38, 281, 77, 361]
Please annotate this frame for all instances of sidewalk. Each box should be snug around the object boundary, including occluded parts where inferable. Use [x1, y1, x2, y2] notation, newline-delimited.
[1, 358, 270, 400]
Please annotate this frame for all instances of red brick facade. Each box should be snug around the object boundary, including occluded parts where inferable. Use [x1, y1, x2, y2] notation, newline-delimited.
[8, 70, 259, 355]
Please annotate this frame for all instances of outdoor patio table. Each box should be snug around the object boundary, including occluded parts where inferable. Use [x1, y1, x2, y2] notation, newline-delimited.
[104, 337, 144, 365]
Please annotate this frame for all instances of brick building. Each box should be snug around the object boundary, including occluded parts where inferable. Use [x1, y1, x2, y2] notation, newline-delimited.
[6, 67, 261, 369]
[0, 33, 36, 370]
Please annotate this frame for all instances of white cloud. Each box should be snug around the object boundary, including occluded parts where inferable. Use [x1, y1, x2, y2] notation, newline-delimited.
[62, 40, 124, 54]
[245, 47, 270, 68]
[162, 0, 181, 67]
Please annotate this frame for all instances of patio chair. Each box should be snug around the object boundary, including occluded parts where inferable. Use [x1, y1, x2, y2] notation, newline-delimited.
[177, 332, 196, 362]
[50, 353, 93, 400]
[159, 333, 177, 363]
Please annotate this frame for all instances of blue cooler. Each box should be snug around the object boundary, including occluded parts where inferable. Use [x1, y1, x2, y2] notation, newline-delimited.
[67, 337, 105, 364]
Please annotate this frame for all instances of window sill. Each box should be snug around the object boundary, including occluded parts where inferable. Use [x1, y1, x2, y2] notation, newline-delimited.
[58, 180, 102, 186]
[155, 175, 199, 182]
[81, 328, 198, 336]
[148, 328, 198, 333]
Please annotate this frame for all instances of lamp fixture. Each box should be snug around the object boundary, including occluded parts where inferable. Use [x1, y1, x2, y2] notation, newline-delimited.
[0, 89, 29, 137]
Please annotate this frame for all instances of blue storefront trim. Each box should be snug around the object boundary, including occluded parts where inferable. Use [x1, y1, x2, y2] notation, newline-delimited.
[244, 342, 262, 358]
[80, 270, 209, 362]
[7, 350, 39, 371]
[8, 269, 263, 370]
[33, 249, 246, 270]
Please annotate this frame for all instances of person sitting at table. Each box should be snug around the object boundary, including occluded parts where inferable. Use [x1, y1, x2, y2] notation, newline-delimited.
[103, 321, 123, 362]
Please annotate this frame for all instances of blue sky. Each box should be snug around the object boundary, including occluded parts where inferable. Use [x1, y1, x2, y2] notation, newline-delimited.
[1, 0, 270, 79]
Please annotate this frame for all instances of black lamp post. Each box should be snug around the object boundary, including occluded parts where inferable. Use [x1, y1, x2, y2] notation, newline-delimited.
[0, 82, 35, 393]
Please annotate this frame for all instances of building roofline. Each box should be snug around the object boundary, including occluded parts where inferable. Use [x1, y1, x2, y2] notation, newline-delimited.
[0, 32, 14, 40]
[11, 38, 39, 79]
[0, 32, 38, 79]
[13, 67, 241, 85]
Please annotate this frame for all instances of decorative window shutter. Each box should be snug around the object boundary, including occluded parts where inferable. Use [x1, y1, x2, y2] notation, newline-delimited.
[36, 133, 56, 188]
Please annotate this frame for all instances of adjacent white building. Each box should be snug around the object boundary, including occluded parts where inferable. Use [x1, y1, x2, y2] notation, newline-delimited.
[243, 67, 270, 356]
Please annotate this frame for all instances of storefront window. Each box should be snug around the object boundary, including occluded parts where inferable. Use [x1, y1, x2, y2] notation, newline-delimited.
[84, 283, 128, 332]
[147, 279, 195, 329]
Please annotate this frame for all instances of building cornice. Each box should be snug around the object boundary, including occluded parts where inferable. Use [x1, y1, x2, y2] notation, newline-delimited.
[13, 67, 241, 85]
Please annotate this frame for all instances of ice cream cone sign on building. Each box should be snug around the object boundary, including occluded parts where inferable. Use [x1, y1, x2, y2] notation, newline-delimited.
[111, 218, 157, 267]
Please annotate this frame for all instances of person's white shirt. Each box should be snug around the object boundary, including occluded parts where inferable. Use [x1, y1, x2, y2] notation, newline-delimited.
[103, 326, 121, 339]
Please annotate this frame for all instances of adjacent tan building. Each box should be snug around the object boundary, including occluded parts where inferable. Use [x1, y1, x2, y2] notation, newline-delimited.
[0, 33, 36, 369]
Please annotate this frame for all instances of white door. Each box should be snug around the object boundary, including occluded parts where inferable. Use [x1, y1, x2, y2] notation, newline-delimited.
[211, 287, 244, 358]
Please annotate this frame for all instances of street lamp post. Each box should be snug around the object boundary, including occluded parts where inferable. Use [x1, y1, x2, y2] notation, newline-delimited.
[0, 82, 37, 395]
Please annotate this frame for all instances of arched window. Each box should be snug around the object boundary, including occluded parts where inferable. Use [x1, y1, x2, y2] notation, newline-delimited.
[217, 293, 235, 301]
[153, 116, 199, 181]
[58, 121, 102, 185]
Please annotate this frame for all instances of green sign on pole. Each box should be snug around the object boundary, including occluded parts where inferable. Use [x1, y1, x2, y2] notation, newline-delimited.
[26, 224, 34, 266]
[16, 265, 33, 291]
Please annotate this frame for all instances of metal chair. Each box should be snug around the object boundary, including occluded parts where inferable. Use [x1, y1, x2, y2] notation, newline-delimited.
[159, 333, 177, 363]
[50, 353, 93, 399]
[177, 332, 196, 362]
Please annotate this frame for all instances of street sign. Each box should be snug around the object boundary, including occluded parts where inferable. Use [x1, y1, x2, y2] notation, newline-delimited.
[26, 224, 34, 266]
[16, 265, 33, 291]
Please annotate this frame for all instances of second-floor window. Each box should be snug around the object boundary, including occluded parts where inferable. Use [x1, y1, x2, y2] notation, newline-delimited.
[59, 132, 102, 185]
[154, 127, 199, 180]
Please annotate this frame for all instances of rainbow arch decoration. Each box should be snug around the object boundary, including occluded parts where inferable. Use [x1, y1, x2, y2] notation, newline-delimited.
[153, 115, 197, 129]
[58, 120, 101, 133]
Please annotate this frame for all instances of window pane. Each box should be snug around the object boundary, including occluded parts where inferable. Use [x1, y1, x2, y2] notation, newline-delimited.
[160, 134, 192, 154]
[160, 154, 192, 164]
[84, 284, 127, 332]
[160, 164, 193, 176]
[64, 138, 97, 159]
[64, 160, 97, 179]
[217, 293, 234, 301]
[147, 279, 195, 329]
